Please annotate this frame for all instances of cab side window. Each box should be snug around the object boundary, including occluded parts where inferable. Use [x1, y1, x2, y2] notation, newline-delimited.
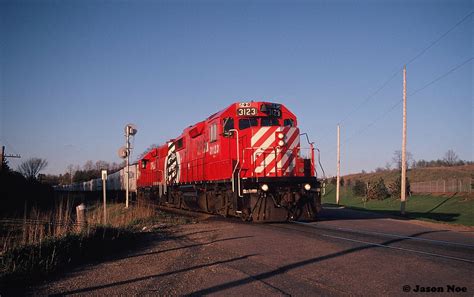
[223, 118, 234, 135]
[284, 119, 294, 127]
[210, 123, 218, 142]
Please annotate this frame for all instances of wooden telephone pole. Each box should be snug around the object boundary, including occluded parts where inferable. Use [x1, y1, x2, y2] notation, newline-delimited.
[1, 145, 21, 171]
[336, 124, 341, 205]
[401, 65, 407, 215]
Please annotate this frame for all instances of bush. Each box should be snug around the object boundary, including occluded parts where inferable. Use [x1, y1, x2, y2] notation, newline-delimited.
[388, 175, 411, 199]
[352, 180, 366, 197]
[346, 179, 352, 187]
[367, 178, 389, 200]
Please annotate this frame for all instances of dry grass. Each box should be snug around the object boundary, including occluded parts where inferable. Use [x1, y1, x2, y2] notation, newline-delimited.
[0, 200, 191, 285]
[0, 200, 170, 254]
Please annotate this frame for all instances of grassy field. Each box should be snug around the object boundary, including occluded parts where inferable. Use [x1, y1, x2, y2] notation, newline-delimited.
[322, 185, 474, 226]
[342, 164, 474, 184]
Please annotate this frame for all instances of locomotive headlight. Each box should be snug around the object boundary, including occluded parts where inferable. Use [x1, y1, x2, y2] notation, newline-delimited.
[277, 133, 284, 139]
[278, 140, 285, 146]
[304, 183, 311, 191]
[261, 184, 269, 192]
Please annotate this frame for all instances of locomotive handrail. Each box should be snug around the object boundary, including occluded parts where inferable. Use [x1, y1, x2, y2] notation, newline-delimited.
[229, 129, 243, 197]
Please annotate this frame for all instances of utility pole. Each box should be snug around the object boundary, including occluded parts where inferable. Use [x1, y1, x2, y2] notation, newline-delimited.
[1, 145, 21, 171]
[336, 124, 341, 205]
[125, 128, 130, 209]
[401, 65, 407, 215]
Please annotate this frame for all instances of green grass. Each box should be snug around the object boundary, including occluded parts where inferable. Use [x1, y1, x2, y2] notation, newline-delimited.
[322, 185, 474, 226]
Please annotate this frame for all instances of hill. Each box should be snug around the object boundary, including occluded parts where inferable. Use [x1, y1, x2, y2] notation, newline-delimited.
[341, 164, 473, 184]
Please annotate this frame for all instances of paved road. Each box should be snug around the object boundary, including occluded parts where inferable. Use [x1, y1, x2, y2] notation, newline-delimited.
[31, 207, 474, 296]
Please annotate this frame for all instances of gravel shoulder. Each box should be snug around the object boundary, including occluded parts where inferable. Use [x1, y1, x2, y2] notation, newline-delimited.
[24, 209, 474, 296]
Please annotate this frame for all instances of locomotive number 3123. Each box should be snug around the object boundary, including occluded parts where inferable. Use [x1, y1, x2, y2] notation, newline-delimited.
[237, 107, 257, 116]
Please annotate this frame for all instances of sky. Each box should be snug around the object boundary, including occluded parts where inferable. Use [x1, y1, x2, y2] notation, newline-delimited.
[1, 0, 472, 177]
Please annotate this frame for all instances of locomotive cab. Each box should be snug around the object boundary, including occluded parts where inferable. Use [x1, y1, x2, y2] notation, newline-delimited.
[218, 102, 321, 221]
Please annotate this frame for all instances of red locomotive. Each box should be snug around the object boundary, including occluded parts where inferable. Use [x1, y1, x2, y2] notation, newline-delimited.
[137, 101, 321, 222]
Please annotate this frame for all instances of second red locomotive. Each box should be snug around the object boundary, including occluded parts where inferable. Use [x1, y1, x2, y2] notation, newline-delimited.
[137, 101, 321, 221]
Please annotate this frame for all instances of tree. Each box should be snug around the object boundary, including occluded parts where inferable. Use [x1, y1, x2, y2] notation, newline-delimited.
[1, 155, 10, 172]
[366, 178, 389, 200]
[18, 158, 48, 180]
[352, 180, 366, 197]
[392, 150, 413, 170]
[83, 160, 95, 171]
[443, 149, 459, 166]
[388, 175, 411, 199]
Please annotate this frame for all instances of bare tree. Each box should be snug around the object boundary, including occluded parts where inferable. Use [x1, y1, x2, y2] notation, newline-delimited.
[83, 160, 95, 171]
[18, 158, 48, 180]
[95, 160, 110, 171]
[392, 150, 413, 170]
[443, 149, 459, 166]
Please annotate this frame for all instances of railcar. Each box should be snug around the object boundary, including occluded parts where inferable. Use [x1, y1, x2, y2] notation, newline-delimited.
[137, 101, 321, 222]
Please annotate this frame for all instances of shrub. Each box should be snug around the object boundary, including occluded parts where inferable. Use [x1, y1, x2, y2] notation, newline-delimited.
[388, 175, 411, 198]
[366, 178, 389, 200]
[346, 179, 352, 187]
[352, 180, 366, 197]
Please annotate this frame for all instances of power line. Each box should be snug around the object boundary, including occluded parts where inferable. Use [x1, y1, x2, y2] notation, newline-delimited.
[410, 57, 473, 96]
[317, 11, 473, 144]
[322, 57, 473, 154]
[405, 11, 473, 66]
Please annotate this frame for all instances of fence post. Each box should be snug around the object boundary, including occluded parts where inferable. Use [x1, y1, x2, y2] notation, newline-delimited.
[76, 203, 86, 232]
[443, 180, 446, 193]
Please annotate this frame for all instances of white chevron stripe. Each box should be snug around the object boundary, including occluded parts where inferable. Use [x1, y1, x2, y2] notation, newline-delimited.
[251, 127, 270, 146]
[255, 151, 276, 173]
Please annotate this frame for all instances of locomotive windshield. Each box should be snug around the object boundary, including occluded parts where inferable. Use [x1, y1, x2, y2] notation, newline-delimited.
[261, 118, 280, 126]
[239, 118, 258, 130]
[238, 117, 283, 130]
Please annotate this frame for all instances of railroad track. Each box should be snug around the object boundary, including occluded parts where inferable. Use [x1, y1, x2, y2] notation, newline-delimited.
[269, 221, 474, 264]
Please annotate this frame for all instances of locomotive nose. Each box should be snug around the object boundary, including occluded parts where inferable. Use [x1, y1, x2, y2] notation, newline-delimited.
[276, 132, 285, 146]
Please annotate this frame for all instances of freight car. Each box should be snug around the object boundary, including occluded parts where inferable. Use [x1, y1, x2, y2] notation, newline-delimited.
[55, 165, 137, 193]
[137, 101, 321, 222]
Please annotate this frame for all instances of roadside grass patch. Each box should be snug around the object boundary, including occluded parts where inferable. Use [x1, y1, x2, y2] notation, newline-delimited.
[322, 185, 474, 226]
[0, 202, 193, 288]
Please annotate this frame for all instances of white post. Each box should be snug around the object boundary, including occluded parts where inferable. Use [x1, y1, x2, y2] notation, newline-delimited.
[102, 169, 107, 224]
[336, 124, 341, 205]
[401, 65, 407, 215]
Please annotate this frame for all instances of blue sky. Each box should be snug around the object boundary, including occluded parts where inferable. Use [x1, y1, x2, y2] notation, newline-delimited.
[1, 0, 472, 176]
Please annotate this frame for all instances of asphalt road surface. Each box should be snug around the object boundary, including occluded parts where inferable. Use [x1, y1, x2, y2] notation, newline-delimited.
[30, 207, 474, 296]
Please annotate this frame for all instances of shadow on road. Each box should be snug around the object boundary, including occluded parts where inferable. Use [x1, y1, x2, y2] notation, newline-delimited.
[50, 254, 258, 296]
[186, 230, 446, 296]
[122, 235, 254, 261]
[319, 204, 460, 223]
